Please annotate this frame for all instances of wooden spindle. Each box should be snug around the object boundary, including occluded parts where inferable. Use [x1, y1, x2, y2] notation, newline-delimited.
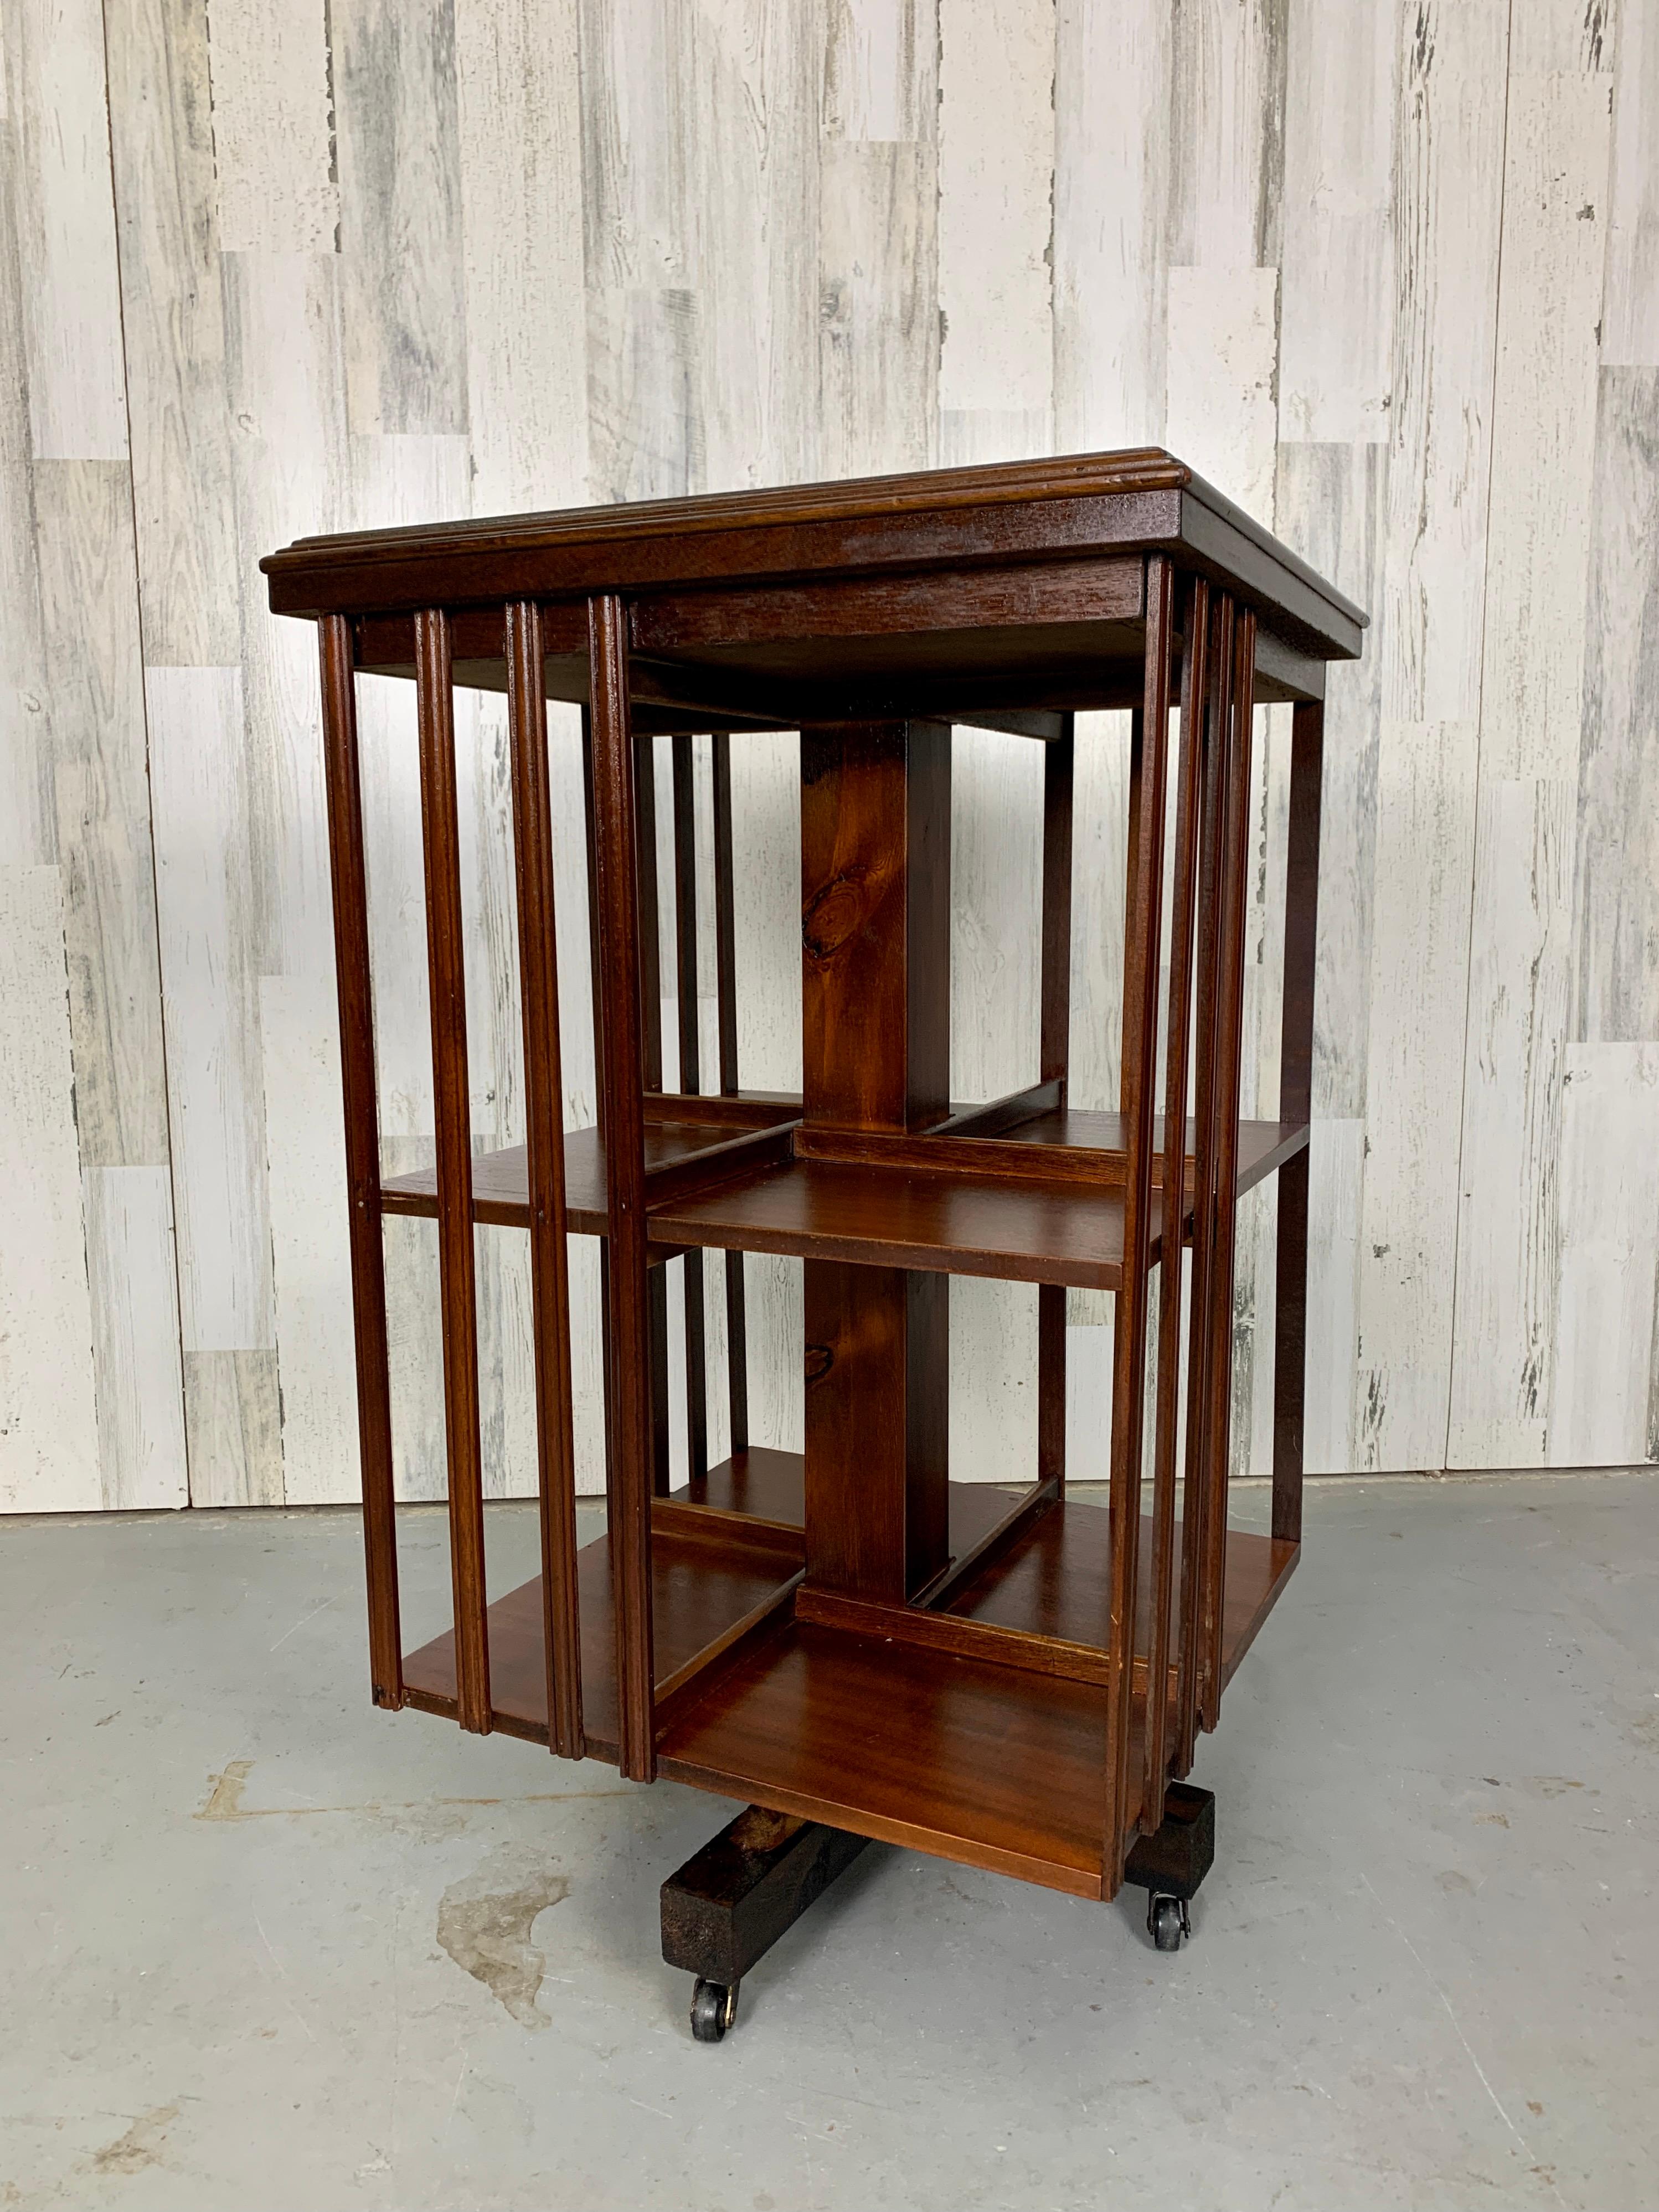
[1273, 699, 1325, 1549]
[1038, 716, 1075, 1493]
[710, 731, 749, 1454]
[505, 599, 584, 1761]
[672, 733, 708, 1479]
[1197, 604, 1259, 1725]
[588, 592, 657, 1783]
[414, 606, 491, 1735]
[1103, 554, 1175, 1885]
[318, 613, 402, 1711]
[1140, 576, 1210, 1820]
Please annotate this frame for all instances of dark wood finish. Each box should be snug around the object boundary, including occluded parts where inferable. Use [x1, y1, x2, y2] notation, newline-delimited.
[505, 599, 584, 1759]
[669, 736, 709, 1481]
[1104, 553, 1176, 1877]
[710, 733, 749, 1453]
[588, 592, 656, 1781]
[1198, 604, 1261, 1728]
[1141, 576, 1210, 1817]
[1176, 587, 1235, 1775]
[661, 1806, 870, 1989]
[317, 615, 401, 1710]
[1274, 699, 1325, 1548]
[1122, 1783, 1215, 1902]
[277, 447, 1362, 1914]
[414, 607, 491, 1735]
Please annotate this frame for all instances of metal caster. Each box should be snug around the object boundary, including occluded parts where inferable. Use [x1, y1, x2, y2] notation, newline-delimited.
[690, 1977, 740, 2043]
[1148, 1894, 1191, 1952]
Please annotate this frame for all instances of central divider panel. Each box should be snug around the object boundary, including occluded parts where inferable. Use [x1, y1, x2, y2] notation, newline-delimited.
[800, 721, 952, 1605]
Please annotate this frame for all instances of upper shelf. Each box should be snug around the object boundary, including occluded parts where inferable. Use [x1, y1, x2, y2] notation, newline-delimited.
[260, 447, 1367, 715]
[380, 1094, 1307, 1290]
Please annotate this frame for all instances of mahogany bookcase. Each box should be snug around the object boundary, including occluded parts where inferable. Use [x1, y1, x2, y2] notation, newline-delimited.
[263, 449, 1364, 2041]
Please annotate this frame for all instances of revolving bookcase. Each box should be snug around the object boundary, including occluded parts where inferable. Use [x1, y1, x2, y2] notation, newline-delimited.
[263, 449, 1364, 2039]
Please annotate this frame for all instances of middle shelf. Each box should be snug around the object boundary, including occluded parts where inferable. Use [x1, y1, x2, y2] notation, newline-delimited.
[380, 1093, 1308, 1291]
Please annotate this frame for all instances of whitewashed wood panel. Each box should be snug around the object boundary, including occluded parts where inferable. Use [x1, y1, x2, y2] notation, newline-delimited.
[455, 0, 588, 514]
[146, 665, 275, 1355]
[6, 0, 127, 460]
[1168, 0, 1286, 270]
[1052, 0, 1171, 448]
[1572, 368, 1659, 1047]
[1448, 779, 1574, 1467]
[682, 0, 821, 493]
[183, 1348, 283, 1508]
[1166, 266, 1280, 524]
[83, 1164, 188, 1509]
[1354, 721, 1478, 1469]
[0, 868, 101, 1512]
[1551, 1043, 1659, 1465]
[1302, 1117, 1364, 1473]
[819, 140, 938, 481]
[259, 975, 356, 1505]
[0, 118, 54, 873]
[822, 0, 939, 141]
[334, 0, 468, 436]
[1603, 0, 1659, 365]
[33, 461, 172, 1170]
[101, 0, 241, 668]
[204, 0, 338, 254]
[1277, 0, 1396, 442]
[937, 0, 1054, 464]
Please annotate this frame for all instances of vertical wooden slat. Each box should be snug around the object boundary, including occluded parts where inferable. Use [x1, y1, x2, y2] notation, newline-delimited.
[711, 731, 749, 1453]
[1104, 556, 1175, 1885]
[505, 599, 584, 1761]
[633, 728, 670, 1491]
[1038, 716, 1075, 1491]
[1117, 707, 1144, 1117]
[671, 733, 708, 1478]
[1273, 698, 1325, 1548]
[414, 606, 490, 1735]
[588, 592, 656, 1782]
[1176, 587, 1236, 1772]
[1198, 604, 1260, 1724]
[1141, 576, 1210, 1819]
[318, 615, 402, 1709]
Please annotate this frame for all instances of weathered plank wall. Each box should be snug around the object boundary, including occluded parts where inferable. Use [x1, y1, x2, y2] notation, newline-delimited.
[1, 0, 1654, 1510]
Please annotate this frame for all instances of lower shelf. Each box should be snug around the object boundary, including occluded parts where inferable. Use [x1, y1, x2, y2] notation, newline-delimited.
[400, 1451, 1297, 1896]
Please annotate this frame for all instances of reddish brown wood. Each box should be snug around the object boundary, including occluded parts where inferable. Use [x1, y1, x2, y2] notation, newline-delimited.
[935, 1078, 1062, 1138]
[1101, 556, 1177, 1877]
[1274, 699, 1325, 1547]
[588, 591, 656, 1782]
[671, 733, 708, 1479]
[1140, 575, 1210, 1816]
[711, 732, 750, 1455]
[795, 1584, 1110, 1684]
[504, 597, 584, 1760]
[414, 607, 491, 1735]
[1176, 587, 1235, 1773]
[1198, 605, 1260, 1725]
[317, 614, 402, 1711]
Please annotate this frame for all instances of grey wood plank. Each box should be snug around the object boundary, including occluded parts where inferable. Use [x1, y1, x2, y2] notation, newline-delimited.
[334, 0, 469, 436]
[1167, 0, 1288, 270]
[183, 1349, 284, 1508]
[84, 1164, 189, 1509]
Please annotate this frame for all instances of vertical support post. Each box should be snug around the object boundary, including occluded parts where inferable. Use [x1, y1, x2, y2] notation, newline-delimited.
[672, 733, 708, 1479]
[588, 592, 656, 1782]
[414, 607, 491, 1735]
[800, 720, 951, 1604]
[505, 599, 585, 1761]
[1175, 589, 1236, 1774]
[711, 732, 749, 1453]
[1198, 605, 1259, 1724]
[1104, 556, 1175, 1883]
[635, 730, 671, 1493]
[1038, 715, 1074, 1492]
[1141, 577, 1210, 1821]
[318, 614, 402, 1710]
[1272, 698, 1325, 1546]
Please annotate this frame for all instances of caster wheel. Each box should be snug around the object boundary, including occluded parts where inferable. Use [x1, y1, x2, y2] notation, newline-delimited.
[690, 1978, 739, 2043]
[1148, 1895, 1191, 1953]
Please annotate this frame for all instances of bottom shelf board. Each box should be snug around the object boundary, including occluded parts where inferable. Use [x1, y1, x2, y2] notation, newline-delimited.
[399, 1456, 1297, 1894]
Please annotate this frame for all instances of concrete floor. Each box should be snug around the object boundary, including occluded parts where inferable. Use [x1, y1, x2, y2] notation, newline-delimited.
[2, 1473, 1655, 2211]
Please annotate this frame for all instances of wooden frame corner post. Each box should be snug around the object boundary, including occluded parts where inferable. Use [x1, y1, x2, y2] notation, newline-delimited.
[588, 592, 657, 1782]
[505, 599, 585, 1760]
[1272, 698, 1325, 1549]
[318, 613, 402, 1711]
